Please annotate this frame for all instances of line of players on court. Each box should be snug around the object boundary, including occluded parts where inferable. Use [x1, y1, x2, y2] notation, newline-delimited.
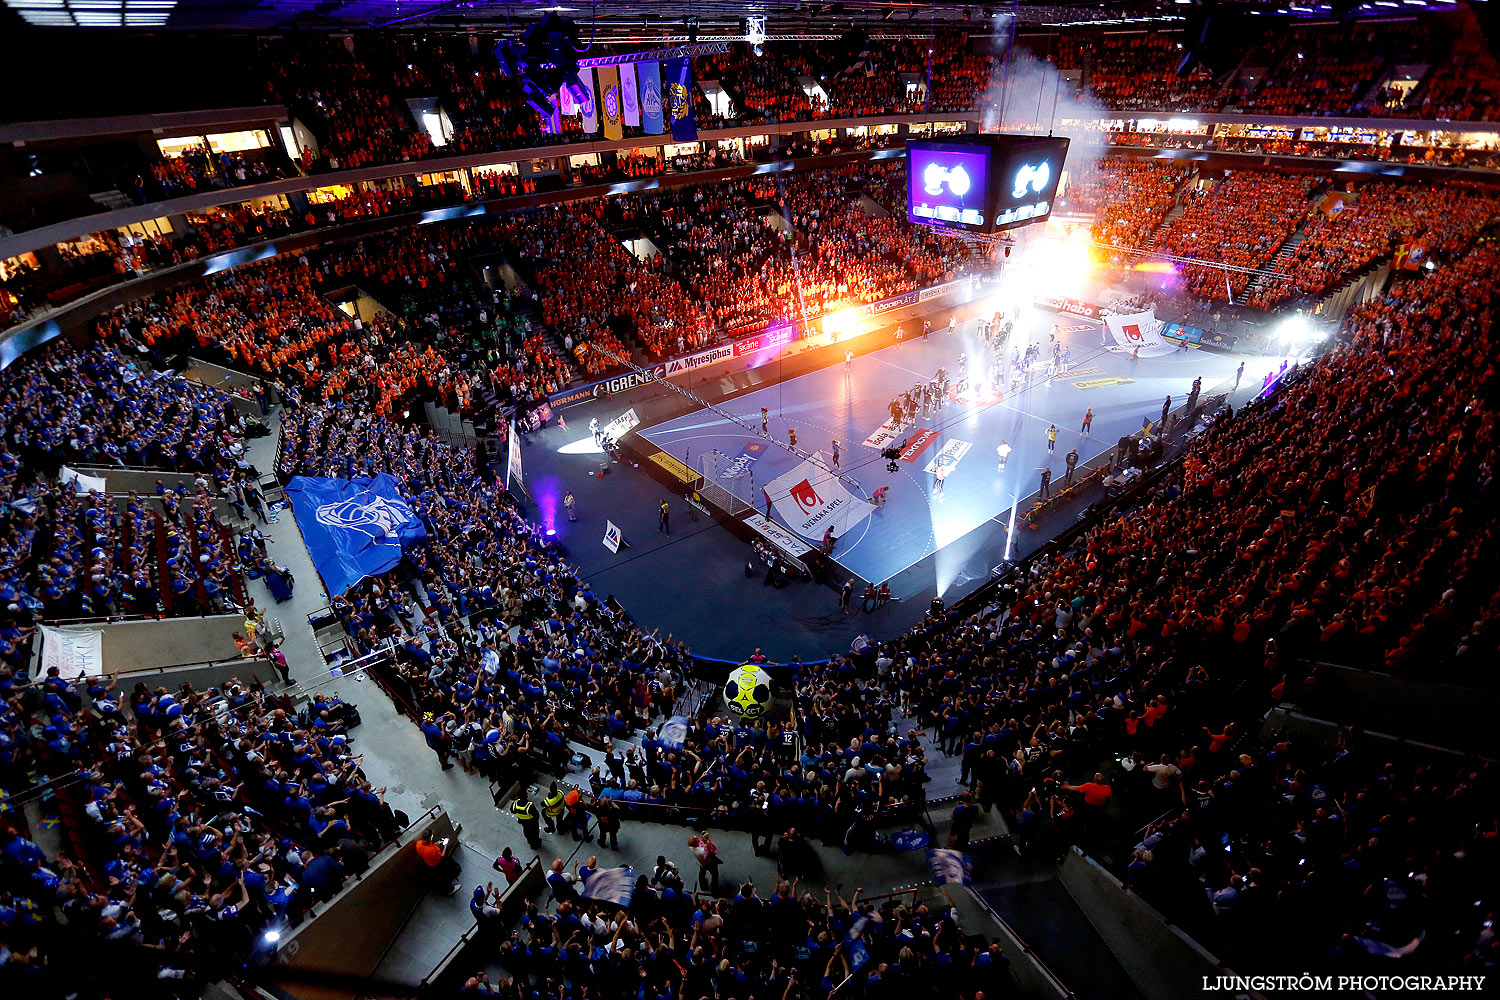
[884, 310, 1081, 436]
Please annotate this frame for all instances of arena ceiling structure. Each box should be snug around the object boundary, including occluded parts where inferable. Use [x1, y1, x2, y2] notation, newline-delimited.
[1, 0, 1484, 32]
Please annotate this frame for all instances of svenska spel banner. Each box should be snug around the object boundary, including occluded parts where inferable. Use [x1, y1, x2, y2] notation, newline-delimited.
[1105, 310, 1168, 354]
[766, 457, 875, 542]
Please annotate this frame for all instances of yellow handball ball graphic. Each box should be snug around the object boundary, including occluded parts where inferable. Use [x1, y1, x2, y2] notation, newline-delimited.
[723, 665, 773, 719]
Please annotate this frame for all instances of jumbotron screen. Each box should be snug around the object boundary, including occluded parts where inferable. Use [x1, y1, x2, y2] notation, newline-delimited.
[907, 135, 1070, 235]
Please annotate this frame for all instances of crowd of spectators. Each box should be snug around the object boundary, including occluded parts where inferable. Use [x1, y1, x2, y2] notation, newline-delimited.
[1060, 157, 1188, 263]
[1156, 171, 1316, 305]
[0, 651, 389, 997]
[1234, 24, 1385, 118]
[0, 337, 265, 652]
[1257, 181, 1499, 307]
[262, 36, 434, 171]
[1394, 30, 1500, 122]
[1048, 31, 1219, 112]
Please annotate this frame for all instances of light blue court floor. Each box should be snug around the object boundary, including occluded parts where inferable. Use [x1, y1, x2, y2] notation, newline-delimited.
[639, 311, 1278, 594]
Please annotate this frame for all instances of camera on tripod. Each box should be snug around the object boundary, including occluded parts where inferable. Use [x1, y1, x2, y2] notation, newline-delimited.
[881, 445, 901, 473]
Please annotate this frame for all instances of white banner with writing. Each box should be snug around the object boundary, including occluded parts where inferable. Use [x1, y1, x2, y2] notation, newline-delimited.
[41, 626, 105, 677]
[765, 458, 875, 542]
[60, 466, 109, 494]
[1105, 310, 1170, 355]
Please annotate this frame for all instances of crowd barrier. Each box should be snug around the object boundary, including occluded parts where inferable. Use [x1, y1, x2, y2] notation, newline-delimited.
[265, 807, 455, 1000]
[1057, 849, 1234, 1000]
[419, 856, 547, 994]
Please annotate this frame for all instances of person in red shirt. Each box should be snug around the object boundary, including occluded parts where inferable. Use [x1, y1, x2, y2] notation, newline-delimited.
[415, 828, 462, 895]
[1063, 773, 1113, 811]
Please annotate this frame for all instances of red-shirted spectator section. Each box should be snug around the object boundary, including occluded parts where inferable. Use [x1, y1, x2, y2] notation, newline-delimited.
[1236, 24, 1384, 118]
[1257, 182, 1500, 307]
[1156, 171, 1316, 303]
[1061, 158, 1188, 262]
[1048, 32, 1220, 112]
[520, 203, 706, 370]
[704, 44, 820, 122]
[1395, 29, 1500, 122]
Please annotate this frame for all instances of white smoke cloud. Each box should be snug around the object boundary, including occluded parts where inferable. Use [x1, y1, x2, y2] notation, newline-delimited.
[977, 16, 1109, 183]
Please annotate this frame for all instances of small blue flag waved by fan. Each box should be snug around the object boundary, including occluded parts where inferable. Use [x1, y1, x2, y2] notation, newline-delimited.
[579, 866, 636, 907]
[892, 828, 930, 851]
[844, 912, 882, 970]
[927, 847, 973, 886]
[480, 647, 500, 676]
[659, 715, 690, 750]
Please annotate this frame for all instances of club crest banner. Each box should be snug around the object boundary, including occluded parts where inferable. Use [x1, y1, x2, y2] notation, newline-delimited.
[619, 63, 640, 126]
[640, 61, 664, 135]
[1105, 310, 1166, 352]
[286, 474, 428, 596]
[598, 64, 623, 140]
[766, 458, 875, 542]
[665, 56, 697, 141]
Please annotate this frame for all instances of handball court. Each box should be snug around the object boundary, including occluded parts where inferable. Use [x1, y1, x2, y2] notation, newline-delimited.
[637, 311, 1271, 594]
[523, 307, 1281, 661]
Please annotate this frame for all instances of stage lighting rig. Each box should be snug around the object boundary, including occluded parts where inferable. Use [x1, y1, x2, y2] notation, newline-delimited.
[494, 11, 586, 122]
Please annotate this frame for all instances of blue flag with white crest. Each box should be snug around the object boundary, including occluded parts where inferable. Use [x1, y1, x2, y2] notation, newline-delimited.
[286, 474, 427, 596]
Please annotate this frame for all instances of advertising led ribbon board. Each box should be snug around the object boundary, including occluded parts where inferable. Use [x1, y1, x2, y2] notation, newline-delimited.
[907, 135, 1071, 235]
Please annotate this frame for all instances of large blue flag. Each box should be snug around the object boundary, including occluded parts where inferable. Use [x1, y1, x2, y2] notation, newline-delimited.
[665, 56, 697, 141]
[285, 474, 427, 596]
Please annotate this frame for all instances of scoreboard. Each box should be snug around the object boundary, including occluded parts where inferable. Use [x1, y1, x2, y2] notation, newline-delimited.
[907, 134, 1070, 236]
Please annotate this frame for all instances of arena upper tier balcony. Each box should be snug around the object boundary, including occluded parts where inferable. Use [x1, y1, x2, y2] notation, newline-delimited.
[5, 14, 1500, 332]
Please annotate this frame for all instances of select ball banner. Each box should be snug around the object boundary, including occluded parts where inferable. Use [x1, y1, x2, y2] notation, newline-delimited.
[766, 457, 875, 542]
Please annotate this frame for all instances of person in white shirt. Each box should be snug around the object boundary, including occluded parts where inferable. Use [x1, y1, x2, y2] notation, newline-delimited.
[996, 440, 1012, 472]
[1145, 754, 1182, 791]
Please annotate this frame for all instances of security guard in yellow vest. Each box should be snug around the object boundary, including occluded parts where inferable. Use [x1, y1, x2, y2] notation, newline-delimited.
[542, 782, 566, 834]
[511, 791, 541, 849]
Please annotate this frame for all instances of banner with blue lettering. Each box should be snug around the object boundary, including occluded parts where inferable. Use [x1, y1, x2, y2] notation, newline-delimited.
[285, 474, 427, 596]
[718, 442, 766, 480]
[665, 56, 697, 141]
[640, 61, 664, 135]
